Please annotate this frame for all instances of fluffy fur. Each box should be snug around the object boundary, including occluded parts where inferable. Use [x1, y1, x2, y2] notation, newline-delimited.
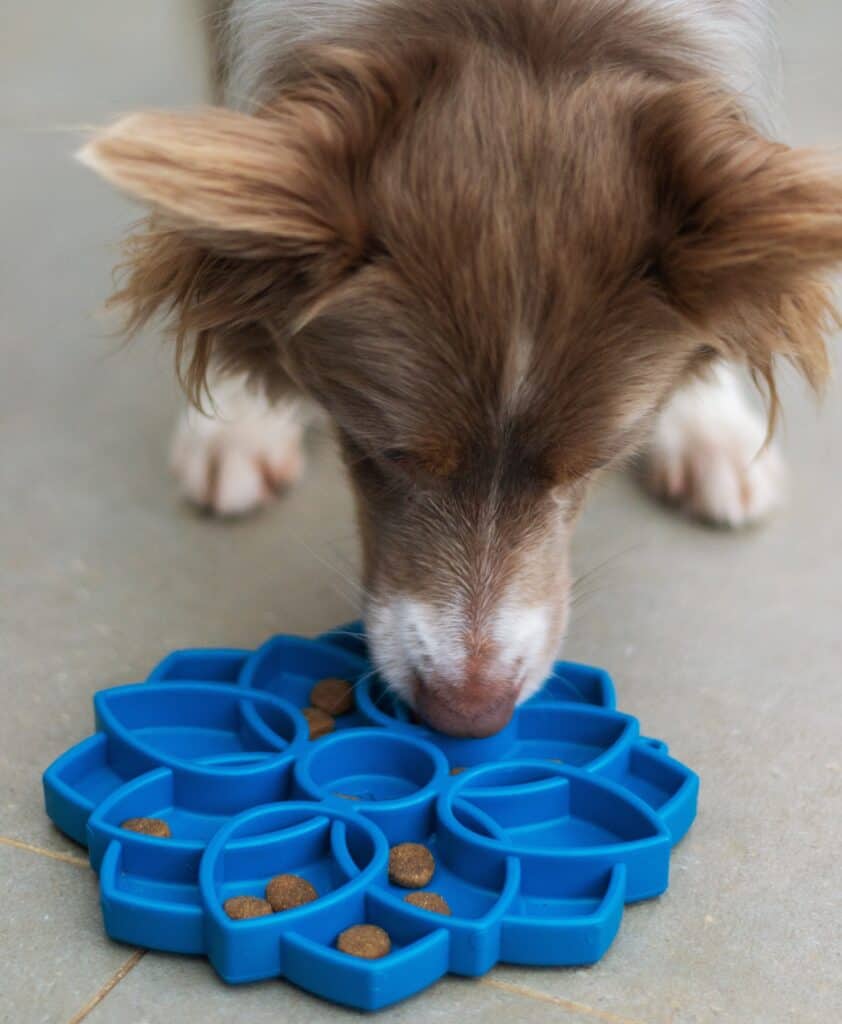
[82, 0, 842, 735]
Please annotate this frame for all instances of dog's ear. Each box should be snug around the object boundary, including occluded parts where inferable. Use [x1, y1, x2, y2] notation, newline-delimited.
[80, 44, 426, 401]
[79, 106, 367, 260]
[641, 81, 842, 415]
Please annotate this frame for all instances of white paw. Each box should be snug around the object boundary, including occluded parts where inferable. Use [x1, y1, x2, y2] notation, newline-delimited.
[169, 378, 305, 517]
[645, 367, 786, 528]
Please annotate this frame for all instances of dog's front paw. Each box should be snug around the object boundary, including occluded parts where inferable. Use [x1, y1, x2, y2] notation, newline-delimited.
[645, 368, 785, 529]
[169, 382, 304, 517]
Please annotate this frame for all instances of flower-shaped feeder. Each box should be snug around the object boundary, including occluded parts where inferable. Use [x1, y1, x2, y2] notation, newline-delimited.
[43, 622, 698, 1011]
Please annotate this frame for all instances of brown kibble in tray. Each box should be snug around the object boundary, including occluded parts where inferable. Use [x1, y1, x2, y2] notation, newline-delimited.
[336, 924, 392, 959]
[404, 891, 452, 916]
[223, 895, 273, 920]
[120, 816, 171, 838]
[388, 842, 435, 889]
[309, 677, 355, 716]
[449, 767, 466, 776]
[302, 706, 335, 739]
[265, 873, 318, 912]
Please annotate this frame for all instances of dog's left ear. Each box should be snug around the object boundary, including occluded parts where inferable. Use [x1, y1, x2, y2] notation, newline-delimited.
[641, 81, 842, 405]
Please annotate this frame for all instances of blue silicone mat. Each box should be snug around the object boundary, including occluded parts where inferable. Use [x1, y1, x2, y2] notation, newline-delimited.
[43, 621, 698, 1011]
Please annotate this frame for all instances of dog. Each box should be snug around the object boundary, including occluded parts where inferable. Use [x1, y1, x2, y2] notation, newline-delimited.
[81, 0, 842, 736]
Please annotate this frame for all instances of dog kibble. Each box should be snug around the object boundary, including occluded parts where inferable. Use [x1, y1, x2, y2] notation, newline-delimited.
[302, 706, 335, 739]
[335, 792, 360, 801]
[449, 767, 466, 776]
[223, 896, 273, 920]
[404, 891, 452, 916]
[310, 677, 354, 716]
[265, 873, 318, 912]
[388, 842, 435, 888]
[120, 817, 171, 838]
[336, 924, 392, 959]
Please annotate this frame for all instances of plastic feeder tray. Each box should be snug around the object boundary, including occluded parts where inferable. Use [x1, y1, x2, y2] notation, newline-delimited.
[43, 621, 698, 1011]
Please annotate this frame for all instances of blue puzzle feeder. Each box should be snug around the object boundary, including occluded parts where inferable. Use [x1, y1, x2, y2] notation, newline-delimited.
[43, 622, 698, 1011]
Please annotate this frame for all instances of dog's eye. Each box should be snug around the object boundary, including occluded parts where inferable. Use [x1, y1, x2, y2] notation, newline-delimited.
[382, 448, 414, 473]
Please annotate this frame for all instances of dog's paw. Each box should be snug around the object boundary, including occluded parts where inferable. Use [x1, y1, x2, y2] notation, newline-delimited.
[169, 380, 304, 517]
[645, 368, 785, 529]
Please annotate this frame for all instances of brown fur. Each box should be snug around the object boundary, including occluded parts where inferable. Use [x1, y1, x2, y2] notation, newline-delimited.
[81, 0, 842, 731]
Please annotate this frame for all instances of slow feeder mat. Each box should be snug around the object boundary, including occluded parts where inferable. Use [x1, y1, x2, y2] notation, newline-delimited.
[43, 622, 698, 1011]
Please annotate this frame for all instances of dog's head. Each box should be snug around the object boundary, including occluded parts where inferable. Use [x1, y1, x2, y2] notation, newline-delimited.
[84, 5, 840, 735]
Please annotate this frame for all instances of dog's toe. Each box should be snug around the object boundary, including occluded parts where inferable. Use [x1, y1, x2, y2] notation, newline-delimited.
[645, 370, 786, 529]
[169, 395, 304, 518]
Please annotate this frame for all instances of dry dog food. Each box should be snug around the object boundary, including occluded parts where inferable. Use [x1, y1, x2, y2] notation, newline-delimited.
[388, 842, 435, 888]
[223, 895, 273, 920]
[336, 924, 392, 959]
[120, 817, 171, 838]
[335, 792, 360, 801]
[309, 678, 354, 716]
[404, 891, 451, 915]
[302, 706, 335, 739]
[449, 767, 466, 776]
[265, 873, 318, 912]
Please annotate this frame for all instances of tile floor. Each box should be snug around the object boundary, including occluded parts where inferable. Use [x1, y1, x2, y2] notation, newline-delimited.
[2, 2, 840, 1022]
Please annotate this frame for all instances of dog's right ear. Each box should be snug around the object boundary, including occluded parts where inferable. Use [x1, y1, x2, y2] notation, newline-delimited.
[80, 43, 430, 401]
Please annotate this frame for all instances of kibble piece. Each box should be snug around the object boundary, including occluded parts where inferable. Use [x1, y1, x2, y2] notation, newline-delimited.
[265, 874, 318, 912]
[120, 816, 171, 838]
[310, 677, 355, 716]
[336, 924, 392, 959]
[335, 792, 360, 801]
[302, 706, 335, 739]
[404, 891, 452, 916]
[449, 767, 465, 776]
[388, 842, 435, 888]
[223, 896, 273, 920]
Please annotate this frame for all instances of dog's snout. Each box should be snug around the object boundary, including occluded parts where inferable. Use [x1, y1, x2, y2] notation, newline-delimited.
[413, 673, 518, 738]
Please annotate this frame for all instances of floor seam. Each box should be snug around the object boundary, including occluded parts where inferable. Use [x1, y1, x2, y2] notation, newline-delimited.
[67, 950, 146, 1024]
[0, 835, 89, 869]
[480, 977, 650, 1024]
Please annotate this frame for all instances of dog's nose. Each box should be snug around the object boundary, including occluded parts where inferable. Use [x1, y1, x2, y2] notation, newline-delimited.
[413, 677, 517, 738]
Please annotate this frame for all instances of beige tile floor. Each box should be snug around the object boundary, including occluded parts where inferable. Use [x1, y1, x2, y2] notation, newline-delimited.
[1, 2, 840, 1022]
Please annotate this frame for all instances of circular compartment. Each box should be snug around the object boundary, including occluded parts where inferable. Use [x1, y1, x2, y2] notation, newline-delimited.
[294, 729, 448, 844]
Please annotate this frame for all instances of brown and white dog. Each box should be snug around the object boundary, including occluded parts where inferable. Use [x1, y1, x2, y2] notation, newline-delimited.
[82, 0, 842, 736]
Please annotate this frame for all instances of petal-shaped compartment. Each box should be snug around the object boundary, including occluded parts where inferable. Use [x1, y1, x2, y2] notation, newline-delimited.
[241, 636, 367, 697]
[512, 703, 637, 768]
[280, 896, 450, 1011]
[594, 739, 700, 844]
[440, 762, 672, 901]
[43, 733, 127, 846]
[501, 864, 626, 966]
[200, 803, 388, 984]
[94, 683, 305, 813]
[98, 835, 205, 954]
[146, 648, 249, 685]
[293, 729, 448, 844]
[368, 800, 520, 976]
[528, 661, 616, 709]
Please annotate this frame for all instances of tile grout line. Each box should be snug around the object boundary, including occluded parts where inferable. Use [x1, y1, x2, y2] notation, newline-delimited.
[480, 977, 651, 1024]
[67, 950, 146, 1024]
[0, 835, 90, 869]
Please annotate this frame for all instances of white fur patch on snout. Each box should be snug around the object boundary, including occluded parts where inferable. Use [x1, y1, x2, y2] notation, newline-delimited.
[366, 590, 560, 707]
